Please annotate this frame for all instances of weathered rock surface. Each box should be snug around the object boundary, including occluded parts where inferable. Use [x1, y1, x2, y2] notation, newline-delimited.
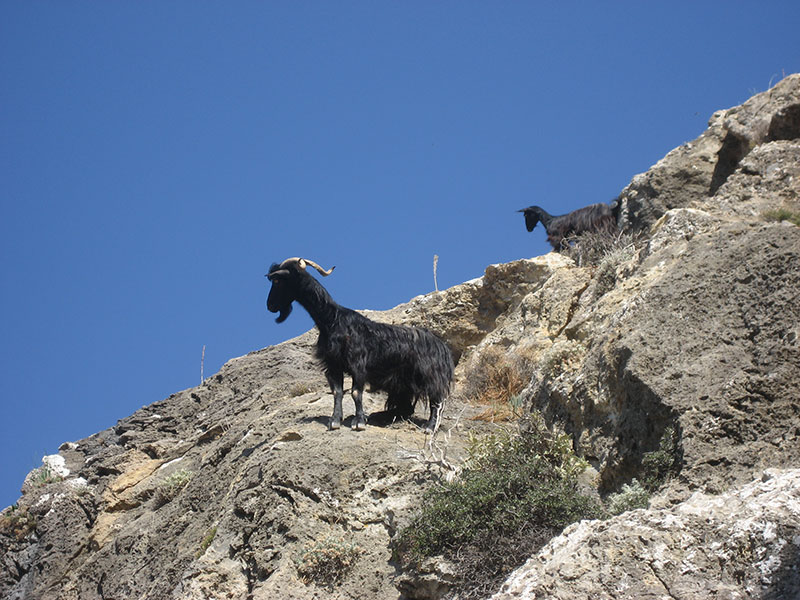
[2, 76, 799, 600]
[617, 73, 800, 230]
[490, 469, 800, 600]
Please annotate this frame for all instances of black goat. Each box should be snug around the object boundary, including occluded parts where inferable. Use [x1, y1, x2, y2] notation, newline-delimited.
[519, 203, 618, 250]
[266, 257, 453, 433]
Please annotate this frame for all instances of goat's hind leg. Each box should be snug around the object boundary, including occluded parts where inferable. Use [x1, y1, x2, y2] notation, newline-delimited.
[326, 370, 344, 430]
[350, 384, 367, 431]
[367, 390, 413, 427]
[422, 398, 443, 434]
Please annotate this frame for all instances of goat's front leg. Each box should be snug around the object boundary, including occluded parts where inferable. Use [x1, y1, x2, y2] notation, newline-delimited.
[351, 384, 367, 431]
[326, 370, 344, 430]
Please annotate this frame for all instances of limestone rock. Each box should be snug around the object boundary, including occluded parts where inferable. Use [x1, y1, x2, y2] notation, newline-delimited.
[491, 469, 800, 600]
[617, 73, 800, 231]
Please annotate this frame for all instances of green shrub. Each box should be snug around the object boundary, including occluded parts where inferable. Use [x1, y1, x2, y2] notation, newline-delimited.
[641, 426, 679, 491]
[395, 415, 600, 598]
[606, 479, 650, 515]
[295, 535, 362, 586]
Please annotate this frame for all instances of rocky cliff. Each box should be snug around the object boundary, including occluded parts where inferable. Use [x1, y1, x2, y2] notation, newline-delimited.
[2, 76, 799, 600]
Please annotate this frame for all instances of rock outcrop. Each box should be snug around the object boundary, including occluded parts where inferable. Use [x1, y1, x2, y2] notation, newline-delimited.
[2, 76, 799, 600]
[491, 469, 800, 600]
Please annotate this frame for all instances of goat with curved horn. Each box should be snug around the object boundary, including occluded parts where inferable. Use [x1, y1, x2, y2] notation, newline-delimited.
[265, 258, 453, 433]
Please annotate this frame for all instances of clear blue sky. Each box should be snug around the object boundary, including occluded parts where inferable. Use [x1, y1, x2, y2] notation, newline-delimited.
[2, 2, 798, 509]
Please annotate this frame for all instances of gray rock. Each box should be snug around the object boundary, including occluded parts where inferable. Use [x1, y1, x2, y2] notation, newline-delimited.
[491, 469, 800, 600]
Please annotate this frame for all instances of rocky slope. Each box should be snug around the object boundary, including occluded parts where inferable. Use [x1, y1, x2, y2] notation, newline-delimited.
[2, 75, 799, 600]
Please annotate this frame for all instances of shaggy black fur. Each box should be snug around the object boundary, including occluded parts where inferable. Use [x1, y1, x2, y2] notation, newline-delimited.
[519, 202, 618, 250]
[266, 259, 453, 433]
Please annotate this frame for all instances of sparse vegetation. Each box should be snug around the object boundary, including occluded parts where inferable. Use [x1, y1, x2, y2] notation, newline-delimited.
[762, 207, 800, 227]
[463, 346, 536, 422]
[288, 382, 314, 397]
[604, 427, 679, 515]
[562, 229, 644, 270]
[539, 339, 584, 379]
[195, 526, 217, 558]
[640, 426, 679, 491]
[395, 414, 601, 598]
[295, 535, 363, 586]
[606, 479, 650, 515]
[153, 469, 194, 507]
[30, 464, 63, 487]
[0, 505, 37, 541]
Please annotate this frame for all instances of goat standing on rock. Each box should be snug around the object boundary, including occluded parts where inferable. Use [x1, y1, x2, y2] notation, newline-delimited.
[519, 202, 618, 251]
[266, 257, 454, 433]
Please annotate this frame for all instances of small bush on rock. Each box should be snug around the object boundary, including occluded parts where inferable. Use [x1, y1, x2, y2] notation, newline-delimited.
[295, 535, 362, 587]
[606, 479, 650, 515]
[288, 382, 314, 397]
[195, 526, 217, 558]
[153, 469, 193, 507]
[641, 426, 679, 491]
[395, 414, 601, 598]
[539, 339, 584, 379]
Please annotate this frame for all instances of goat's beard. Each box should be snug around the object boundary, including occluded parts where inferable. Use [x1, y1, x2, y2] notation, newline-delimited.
[275, 304, 292, 323]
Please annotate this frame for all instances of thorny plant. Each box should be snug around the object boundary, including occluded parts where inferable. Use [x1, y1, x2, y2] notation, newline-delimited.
[397, 406, 465, 482]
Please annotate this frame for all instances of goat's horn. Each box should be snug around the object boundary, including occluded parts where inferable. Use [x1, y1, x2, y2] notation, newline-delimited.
[301, 258, 335, 277]
[278, 257, 303, 269]
[276, 257, 334, 277]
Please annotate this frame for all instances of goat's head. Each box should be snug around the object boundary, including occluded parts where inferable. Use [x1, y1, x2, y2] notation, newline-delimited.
[265, 257, 335, 323]
[519, 207, 540, 232]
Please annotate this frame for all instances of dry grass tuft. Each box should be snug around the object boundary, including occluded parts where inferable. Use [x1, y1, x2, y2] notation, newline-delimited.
[561, 229, 644, 268]
[463, 346, 537, 422]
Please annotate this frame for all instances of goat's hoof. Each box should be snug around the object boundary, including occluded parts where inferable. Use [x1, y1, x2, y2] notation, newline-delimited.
[351, 420, 367, 432]
[328, 419, 341, 430]
[422, 422, 438, 434]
